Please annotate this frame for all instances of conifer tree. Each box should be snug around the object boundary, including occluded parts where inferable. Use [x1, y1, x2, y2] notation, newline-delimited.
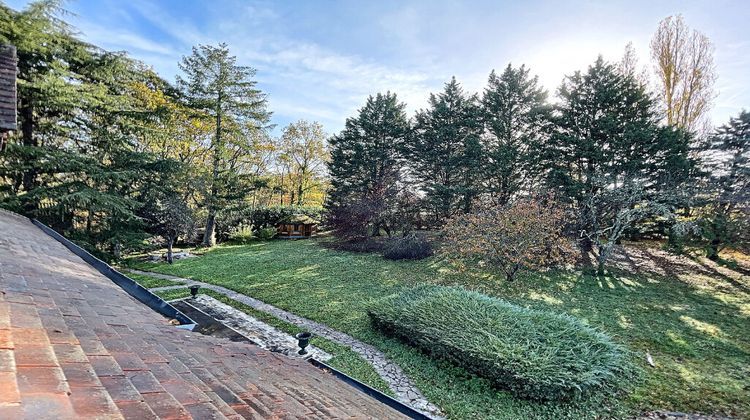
[481, 65, 550, 204]
[0, 1, 178, 257]
[408, 77, 483, 222]
[327, 92, 409, 236]
[177, 43, 271, 247]
[697, 111, 749, 259]
[543, 57, 693, 268]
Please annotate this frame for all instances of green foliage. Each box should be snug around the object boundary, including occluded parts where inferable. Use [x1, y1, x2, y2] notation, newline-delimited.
[382, 234, 433, 260]
[696, 111, 750, 258]
[177, 43, 272, 246]
[255, 226, 277, 241]
[228, 224, 256, 244]
[369, 286, 633, 401]
[481, 65, 550, 205]
[540, 57, 694, 265]
[326, 92, 410, 236]
[0, 1, 181, 258]
[408, 77, 483, 221]
[216, 205, 322, 241]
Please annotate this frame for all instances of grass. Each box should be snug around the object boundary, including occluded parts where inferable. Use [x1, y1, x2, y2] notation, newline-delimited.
[128, 238, 750, 419]
[127, 271, 178, 288]
[134, 278, 392, 395]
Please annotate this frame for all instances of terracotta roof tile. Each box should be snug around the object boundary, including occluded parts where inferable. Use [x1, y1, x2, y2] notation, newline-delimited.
[0, 212, 410, 419]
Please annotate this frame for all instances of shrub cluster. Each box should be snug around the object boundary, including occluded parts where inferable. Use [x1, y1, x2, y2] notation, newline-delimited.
[216, 205, 322, 241]
[368, 286, 631, 401]
[382, 234, 433, 260]
[256, 226, 277, 241]
[228, 225, 255, 244]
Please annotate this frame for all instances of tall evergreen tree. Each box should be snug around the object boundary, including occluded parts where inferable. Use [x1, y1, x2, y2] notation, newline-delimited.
[543, 57, 693, 267]
[327, 92, 409, 236]
[177, 43, 271, 247]
[0, 1, 177, 258]
[697, 111, 749, 259]
[409, 77, 483, 222]
[481, 65, 550, 204]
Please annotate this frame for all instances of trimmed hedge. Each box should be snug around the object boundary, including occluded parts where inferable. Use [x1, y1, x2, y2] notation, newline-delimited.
[368, 286, 631, 401]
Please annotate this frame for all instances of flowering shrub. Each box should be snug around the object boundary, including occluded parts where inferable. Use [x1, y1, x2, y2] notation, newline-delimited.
[441, 197, 574, 280]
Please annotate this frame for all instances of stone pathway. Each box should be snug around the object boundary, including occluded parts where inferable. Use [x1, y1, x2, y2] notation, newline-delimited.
[181, 294, 334, 361]
[128, 269, 442, 418]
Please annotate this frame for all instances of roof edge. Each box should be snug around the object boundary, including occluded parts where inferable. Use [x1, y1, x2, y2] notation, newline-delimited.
[308, 358, 435, 420]
[31, 218, 196, 327]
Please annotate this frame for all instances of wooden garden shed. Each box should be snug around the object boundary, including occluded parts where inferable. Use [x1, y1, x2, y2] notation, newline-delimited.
[277, 214, 318, 239]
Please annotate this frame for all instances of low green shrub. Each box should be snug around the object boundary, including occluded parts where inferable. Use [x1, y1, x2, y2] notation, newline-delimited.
[228, 225, 255, 244]
[382, 234, 433, 260]
[368, 286, 632, 401]
[255, 226, 277, 241]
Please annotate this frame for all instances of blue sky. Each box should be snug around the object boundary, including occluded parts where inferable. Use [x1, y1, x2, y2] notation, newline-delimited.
[7, 0, 750, 135]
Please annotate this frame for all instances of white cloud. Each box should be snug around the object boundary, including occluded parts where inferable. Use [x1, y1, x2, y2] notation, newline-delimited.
[40, 0, 749, 133]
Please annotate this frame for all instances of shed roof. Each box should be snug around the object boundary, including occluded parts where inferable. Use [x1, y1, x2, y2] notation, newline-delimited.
[280, 214, 318, 225]
[0, 211, 406, 419]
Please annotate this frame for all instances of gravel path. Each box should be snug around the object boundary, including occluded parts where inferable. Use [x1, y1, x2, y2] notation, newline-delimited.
[129, 269, 442, 418]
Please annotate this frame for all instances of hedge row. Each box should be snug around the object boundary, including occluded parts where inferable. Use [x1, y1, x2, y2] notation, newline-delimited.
[368, 286, 631, 401]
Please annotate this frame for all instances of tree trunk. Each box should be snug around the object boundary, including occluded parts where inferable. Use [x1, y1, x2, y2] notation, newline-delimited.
[166, 237, 174, 264]
[86, 208, 93, 235]
[707, 238, 721, 261]
[203, 105, 221, 248]
[20, 98, 38, 214]
[112, 242, 122, 260]
[202, 210, 217, 247]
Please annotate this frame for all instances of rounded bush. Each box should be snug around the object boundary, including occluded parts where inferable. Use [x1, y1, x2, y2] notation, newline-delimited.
[382, 234, 433, 260]
[256, 227, 277, 241]
[368, 286, 631, 401]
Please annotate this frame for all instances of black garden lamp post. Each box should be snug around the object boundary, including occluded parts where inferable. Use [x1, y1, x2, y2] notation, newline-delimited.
[189, 285, 200, 298]
[295, 331, 312, 355]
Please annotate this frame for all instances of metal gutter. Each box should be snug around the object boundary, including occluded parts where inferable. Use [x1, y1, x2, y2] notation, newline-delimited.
[31, 219, 196, 328]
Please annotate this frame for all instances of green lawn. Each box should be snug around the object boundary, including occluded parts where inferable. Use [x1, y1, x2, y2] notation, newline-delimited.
[128, 272, 178, 288]
[129, 239, 750, 419]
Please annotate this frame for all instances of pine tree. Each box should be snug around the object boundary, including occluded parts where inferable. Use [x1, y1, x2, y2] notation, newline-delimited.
[327, 92, 409, 236]
[698, 111, 749, 259]
[408, 77, 483, 222]
[0, 1, 179, 258]
[543, 57, 693, 271]
[481, 65, 550, 204]
[177, 43, 271, 247]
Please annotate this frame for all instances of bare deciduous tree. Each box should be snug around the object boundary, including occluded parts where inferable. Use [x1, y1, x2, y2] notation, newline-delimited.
[618, 42, 650, 87]
[650, 15, 717, 132]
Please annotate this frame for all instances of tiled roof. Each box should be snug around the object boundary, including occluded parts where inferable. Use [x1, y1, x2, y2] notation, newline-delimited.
[0, 45, 16, 132]
[0, 211, 408, 419]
